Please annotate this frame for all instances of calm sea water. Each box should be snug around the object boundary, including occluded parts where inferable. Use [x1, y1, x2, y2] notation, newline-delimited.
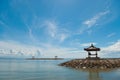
[0, 59, 120, 80]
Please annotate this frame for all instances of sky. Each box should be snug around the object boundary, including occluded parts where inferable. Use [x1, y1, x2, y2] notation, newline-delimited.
[0, 0, 120, 58]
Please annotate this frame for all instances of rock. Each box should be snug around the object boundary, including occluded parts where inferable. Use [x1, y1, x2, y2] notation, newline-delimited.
[59, 58, 120, 70]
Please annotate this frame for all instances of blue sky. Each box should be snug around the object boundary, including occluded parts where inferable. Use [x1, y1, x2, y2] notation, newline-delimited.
[0, 0, 120, 58]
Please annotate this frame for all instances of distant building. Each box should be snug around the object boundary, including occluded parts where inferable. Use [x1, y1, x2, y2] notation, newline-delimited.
[55, 56, 58, 59]
[32, 56, 35, 59]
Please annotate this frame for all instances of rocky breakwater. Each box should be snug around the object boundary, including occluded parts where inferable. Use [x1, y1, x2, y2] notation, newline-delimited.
[60, 58, 120, 70]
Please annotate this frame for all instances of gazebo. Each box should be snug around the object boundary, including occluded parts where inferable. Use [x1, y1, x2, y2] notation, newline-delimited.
[84, 44, 100, 59]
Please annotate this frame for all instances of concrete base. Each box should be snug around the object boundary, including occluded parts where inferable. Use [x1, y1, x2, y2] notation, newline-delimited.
[86, 57, 100, 60]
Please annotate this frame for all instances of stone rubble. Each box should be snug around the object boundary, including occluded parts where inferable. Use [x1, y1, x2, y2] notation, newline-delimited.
[60, 58, 120, 70]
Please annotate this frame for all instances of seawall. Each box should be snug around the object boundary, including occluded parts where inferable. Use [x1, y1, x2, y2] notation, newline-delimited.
[60, 58, 120, 70]
[26, 58, 64, 60]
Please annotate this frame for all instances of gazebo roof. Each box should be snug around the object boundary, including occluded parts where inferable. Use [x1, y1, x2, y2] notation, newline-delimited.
[84, 44, 100, 51]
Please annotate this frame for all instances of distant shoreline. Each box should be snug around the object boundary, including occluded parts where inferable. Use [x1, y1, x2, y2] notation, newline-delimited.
[26, 58, 64, 60]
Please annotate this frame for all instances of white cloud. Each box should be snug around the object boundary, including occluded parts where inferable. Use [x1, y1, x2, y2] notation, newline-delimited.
[27, 26, 39, 43]
[45, 20, 57, 38]
[23, 16, 42, 44]
[100, 40, 120, 58]
[107, 33, 116, 38]
[42, 46, 86, 58]
[0, 40, 42, 57]
[23, 17, 69, 43]
[79, 10, 110, 34]
[44, 20, 69, 42]
[83, 10, 109, 28]
[1, 39, 120, 58]
[75, 40, 120, 58]
[0, 40, 86, 58]
[102, 40, 120, 53]
[59, 33, 68, 42]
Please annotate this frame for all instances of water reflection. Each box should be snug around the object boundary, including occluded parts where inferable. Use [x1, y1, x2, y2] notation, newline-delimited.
[88, 70, 101, 80]
[0, 60, 120, 80]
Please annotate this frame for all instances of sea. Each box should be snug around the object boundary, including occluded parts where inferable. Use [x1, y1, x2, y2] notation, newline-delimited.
[0, 58, 120, 80]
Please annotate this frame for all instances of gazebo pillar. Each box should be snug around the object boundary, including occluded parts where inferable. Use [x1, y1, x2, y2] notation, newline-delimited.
[96, 51, 98, 58]
[88, 51, 91, 58]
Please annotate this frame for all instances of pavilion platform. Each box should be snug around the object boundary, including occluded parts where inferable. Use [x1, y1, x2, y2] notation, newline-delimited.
[60, 44, 120, 70]
[60, 58, 120, 70]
